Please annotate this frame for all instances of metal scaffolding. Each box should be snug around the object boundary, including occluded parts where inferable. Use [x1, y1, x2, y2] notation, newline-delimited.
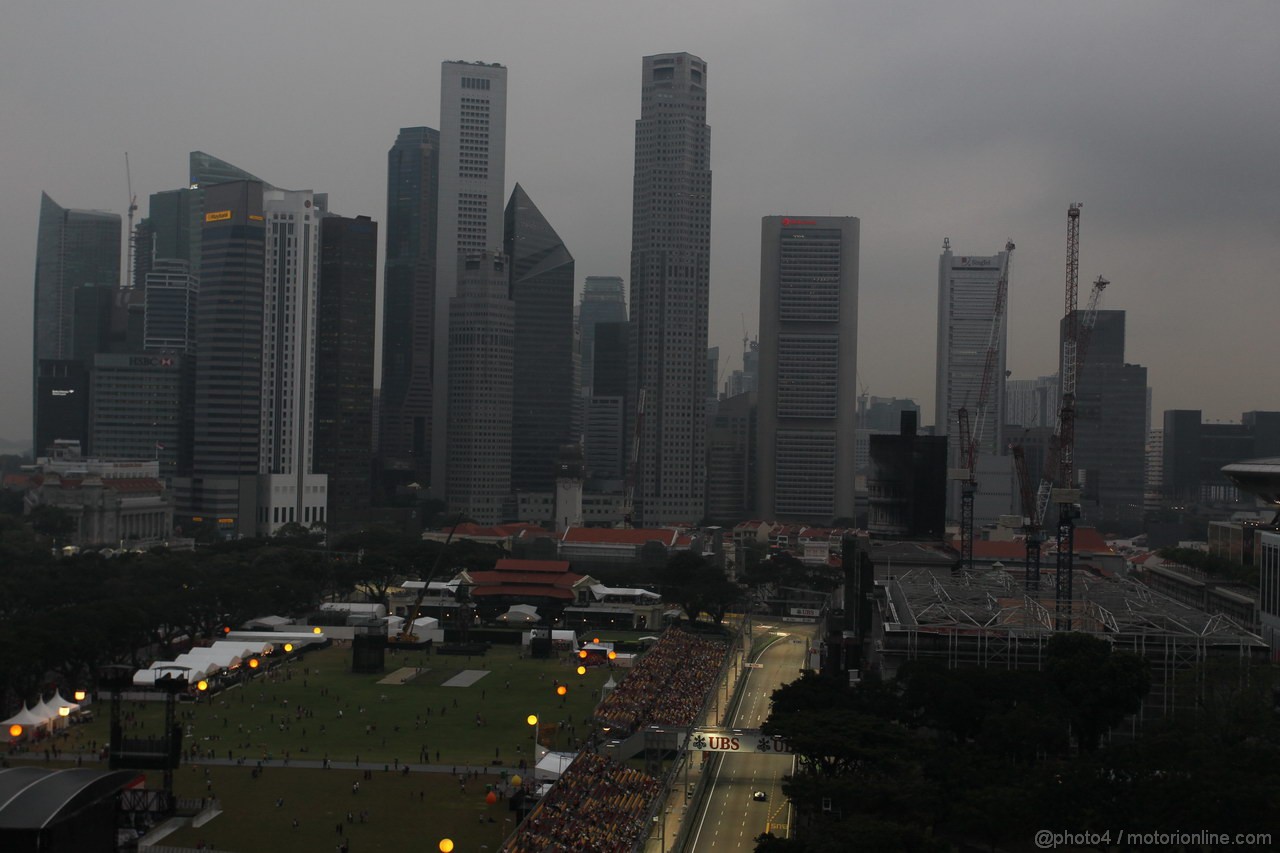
[877, 567, 1268, 720]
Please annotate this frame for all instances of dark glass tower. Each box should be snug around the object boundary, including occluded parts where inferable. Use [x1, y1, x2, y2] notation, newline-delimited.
[184, 180, 266, 533]
[379, 127, 440, 492]
[578, 276, 627, 395]
[33, 192, 120, 449]
[630, 53, 712, 524]
[315, 214, 378, 528]
[504, 184, 575, 493]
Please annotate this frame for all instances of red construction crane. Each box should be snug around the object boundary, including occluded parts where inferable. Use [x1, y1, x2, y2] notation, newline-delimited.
[955, 241, 1015, 574]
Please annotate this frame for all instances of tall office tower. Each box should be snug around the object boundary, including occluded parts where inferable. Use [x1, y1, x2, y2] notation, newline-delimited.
[447, 251, 514, 524]
[706, 347, 720, 400]
[315, 214, 378, 529]
[431, 60, 508, 500]
[1063, 309, 1147, 532]
[630, 52, 712, 525]
[143, 260, 198, 353]
[1005, 375, 1060, 429]
[935, 242, 1010, 467]
[585, 321, 628, 480]
[705, 390, 757, 525]
[757, 216, 859, 523]
[90, 353, 189, 484]
[578, 276, 627, 395]
[185, 180, 266, 536]
[726, 339, 759, 398]
[379, 127, 440, 491]
[256, 188, 327, 533]
[187, 152, 269, 275]
[505, 184, 575, 493]
[33, 193, 120, 448]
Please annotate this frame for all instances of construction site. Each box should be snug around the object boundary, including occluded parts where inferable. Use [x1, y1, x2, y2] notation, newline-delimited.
[873, 565, 1270, 722]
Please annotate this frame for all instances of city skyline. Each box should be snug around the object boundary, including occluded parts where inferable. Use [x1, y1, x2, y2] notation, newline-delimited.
[3, 2, 1278, 445]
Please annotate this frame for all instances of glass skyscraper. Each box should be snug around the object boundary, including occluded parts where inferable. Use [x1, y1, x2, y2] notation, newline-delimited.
[505, 183, 575, 494]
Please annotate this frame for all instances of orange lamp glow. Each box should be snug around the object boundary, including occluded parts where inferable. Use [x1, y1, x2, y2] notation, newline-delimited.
[9, 724, 23, 737]
[73, 690, 87, 702]
[607, 650, 617, 660]
[283, 643, 294, 653]
[58, 706, 71, 717]
[526, 714, 538, 727]
[592, 637, 600, 644]
[578, 650, 588, 659]
[439, 840, 455, 853]
[556, 685, 567, 696]
[248, 658, 260, 670]
[313, 626, 322, 635]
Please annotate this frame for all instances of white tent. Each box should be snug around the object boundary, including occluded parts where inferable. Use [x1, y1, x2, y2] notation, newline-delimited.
[31, 697, 63, 728]
[498, 605, 540, 625]
[521, 629, 578, 647]
[2, 704, 49, 730]
[533, 750, 576, 782]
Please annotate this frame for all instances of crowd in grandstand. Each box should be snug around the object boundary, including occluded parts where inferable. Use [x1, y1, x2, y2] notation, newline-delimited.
[593, 628, 728, 734]
[506, 753, 661, 853]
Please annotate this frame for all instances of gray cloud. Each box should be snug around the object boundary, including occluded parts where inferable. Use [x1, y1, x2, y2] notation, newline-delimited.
[1, 0, 1276, 445]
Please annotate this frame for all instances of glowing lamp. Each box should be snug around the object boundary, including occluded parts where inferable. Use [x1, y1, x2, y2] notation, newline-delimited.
[8, 724, 22, 737]
[578, 650, 588, 659]
[283, 643, 294, 653]
[73, 690, 87, 702]
[511, 774, 522, 786]
[439, 840, 454, 853]
[556, 685, 567, 696]
[197, 680, 209, 692]
[607, 650, 617, 660]
[576, 665, 586, 676]
[248, 658, 260, 669]
[313, 626, 322, 634]
[222, 625, 231, 635]
[58, 706, 71, 717]
[526, 714, 538, 727]
[592, 637, 600, 644]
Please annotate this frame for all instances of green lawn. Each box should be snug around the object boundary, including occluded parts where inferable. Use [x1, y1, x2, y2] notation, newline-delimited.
[44, 641, 634, 851]
[71, 642, 617, 768]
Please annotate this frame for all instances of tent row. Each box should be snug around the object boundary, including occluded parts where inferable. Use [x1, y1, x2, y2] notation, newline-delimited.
[133, 639, 276, 686]
[3, 690, 83, 734]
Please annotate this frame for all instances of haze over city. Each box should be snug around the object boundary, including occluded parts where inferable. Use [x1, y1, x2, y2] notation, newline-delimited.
[2, 0, 1277, 446]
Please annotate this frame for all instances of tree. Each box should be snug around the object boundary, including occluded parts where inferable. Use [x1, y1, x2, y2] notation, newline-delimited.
[657, 551, 741, 624]
[1044, 633, 1150, 752]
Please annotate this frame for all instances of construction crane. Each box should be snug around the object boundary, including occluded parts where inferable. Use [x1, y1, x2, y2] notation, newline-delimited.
[954, 241, 1015, 574]
[391, 519, 460, 645]
[1011, 443, 1042, 591]
[619, 388, 646, 528]
[125, 153, 138, 289]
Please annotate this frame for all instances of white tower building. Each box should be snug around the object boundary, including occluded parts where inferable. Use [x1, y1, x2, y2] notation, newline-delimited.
[431, 60, 508, 500]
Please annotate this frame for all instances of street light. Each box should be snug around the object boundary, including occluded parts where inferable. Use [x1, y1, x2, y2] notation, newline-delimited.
[8, 724, 22, 738]
[439, 839, 454, 853]
[527, 714, 539, 765]
[58, 706, 71, 718]
[73, 690, 87, 702]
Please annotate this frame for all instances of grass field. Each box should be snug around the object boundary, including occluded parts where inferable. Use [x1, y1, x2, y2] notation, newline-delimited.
[40, 640, 636, 851]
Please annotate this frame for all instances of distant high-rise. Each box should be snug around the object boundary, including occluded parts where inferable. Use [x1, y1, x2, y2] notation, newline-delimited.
[757, 216, 859, 523]
[315, 214, 378, 528]
[584, 321, 628, 480]
[143, 259, 198, 353]
[705, 390, 757, 526]
[1005, 375, 1059, 429]
[1064, 309, 1147, 532]
[431, 60, 508, 500]
[379, 127, 440, 490]
[578, 276, 626, 395]
[447, 251, 514, 524]
[90, 352, 190, 484]
[935, 242, 1010, 468]
[505, 184, 575, 494]
[33, 193, 120, 448]
[630, 52, 712, 525]
[184, 180, 266, 535]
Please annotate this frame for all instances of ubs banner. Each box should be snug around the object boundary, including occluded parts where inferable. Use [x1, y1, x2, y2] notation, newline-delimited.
[690, 729, 793, 755]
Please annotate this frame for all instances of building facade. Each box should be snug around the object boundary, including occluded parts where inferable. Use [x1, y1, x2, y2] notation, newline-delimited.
[89, 353, 189, 484]
[314, 214, 378, 528]
[447, 251, 514, 524]
[431, 61, 508, 500]
[757, 216, 859, 523]
[935, 242, 1010, 465]
[578, 276, 627, 396]
[379, 127, 440, 490]
[143, 259, 198, 353]
[505, 184, 575, 494]
[629, 52, 712, 525]
[1163, 410, 1280, 505]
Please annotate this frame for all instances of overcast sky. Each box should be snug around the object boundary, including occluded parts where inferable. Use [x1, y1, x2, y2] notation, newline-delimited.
[2, 0, 1277, 446]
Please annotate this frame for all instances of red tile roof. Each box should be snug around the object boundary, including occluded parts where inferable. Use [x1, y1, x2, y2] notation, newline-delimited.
[1072, 527, 1114, 554]
[469, 570, 583, 588]
[470, 584, 574, 600]
[494, 558, 571, 574]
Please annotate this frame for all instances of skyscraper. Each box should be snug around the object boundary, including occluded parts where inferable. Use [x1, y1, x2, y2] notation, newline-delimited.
[578, 276, 627, 396]
[935, 242, 1011, 470]
[1065, 309, 1147, 532]
[143, 259, 198, 353]
[584, 321, 628, 481]
[379, 127, 440, 490]
[256, 188, 327, 533]
[184, 180, 266, 534]
[629, 52, 712, 525]
[505, 183, 575, 494]
[757, 216, 859, 523]
[33, 193, 120, 449]
[447, 251, 514, 524]
[431, 60, 508, 500]
[315, 214, 378, 528]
